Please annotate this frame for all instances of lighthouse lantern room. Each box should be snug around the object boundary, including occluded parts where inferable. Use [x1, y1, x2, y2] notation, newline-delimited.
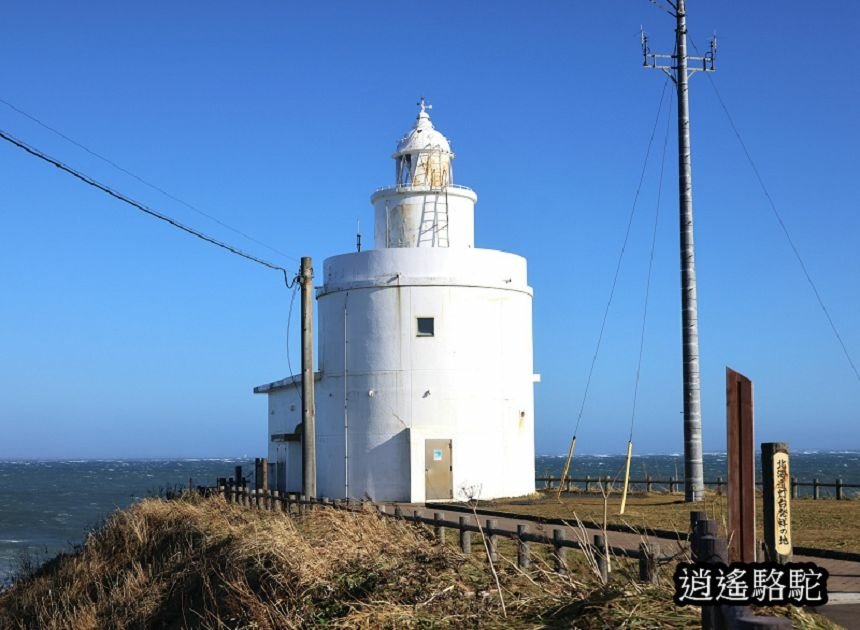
[255, 101, 537, 502]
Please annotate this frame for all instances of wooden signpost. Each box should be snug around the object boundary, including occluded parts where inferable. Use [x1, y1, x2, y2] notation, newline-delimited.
[762, 442, 792, 563]
[726, 367, 756, 562]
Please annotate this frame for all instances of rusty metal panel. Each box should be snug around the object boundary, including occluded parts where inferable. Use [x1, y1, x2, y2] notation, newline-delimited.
[726, 367, 756, 562]
[425, 439, 452, 500]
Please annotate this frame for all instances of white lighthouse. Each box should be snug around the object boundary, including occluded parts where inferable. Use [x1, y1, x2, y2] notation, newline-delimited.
[255, 100, 537, 502]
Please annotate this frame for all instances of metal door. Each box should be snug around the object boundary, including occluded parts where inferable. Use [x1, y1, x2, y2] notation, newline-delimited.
[425, 439, 453, 500]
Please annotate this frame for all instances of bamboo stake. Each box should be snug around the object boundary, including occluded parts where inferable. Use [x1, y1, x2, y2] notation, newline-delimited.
[556, 435, 577, 501]
[619, 440, 633, 514]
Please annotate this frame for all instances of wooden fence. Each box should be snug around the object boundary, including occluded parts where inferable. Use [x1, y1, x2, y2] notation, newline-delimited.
[213, 479, 668, 579]
[208, 480, 789, 628]
[536, 475, 859, 499]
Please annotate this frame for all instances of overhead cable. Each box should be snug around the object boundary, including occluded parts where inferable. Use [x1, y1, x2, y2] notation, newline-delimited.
[556, 77, 672, 500]
[0, 96, 296, 263]
[629, 86, 674, 442]
[688, 39, 860, 387]
[0, 128, 295, 288]
[571, 76, 672, 439]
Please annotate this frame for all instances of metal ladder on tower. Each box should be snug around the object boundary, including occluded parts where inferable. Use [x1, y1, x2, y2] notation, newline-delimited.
[435, 187, 449, 248]
[417, 188, 449, 247]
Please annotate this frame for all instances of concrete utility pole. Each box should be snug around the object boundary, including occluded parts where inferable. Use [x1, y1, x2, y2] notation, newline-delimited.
[300, 256, 317, 498]
[642, 0, 716, 502]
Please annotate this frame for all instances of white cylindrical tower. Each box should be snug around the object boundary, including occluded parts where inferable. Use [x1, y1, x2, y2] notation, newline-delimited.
[263, 100, 536, 503]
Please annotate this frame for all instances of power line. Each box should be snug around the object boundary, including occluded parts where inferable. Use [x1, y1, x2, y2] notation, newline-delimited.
[0, 96, 297, 264]
[688, 39, 860, 387]
[571, 76, 672, 440]
[286, 282, 300, 387]
[629, 86, 674, 442]
[0, 127, 296, 289]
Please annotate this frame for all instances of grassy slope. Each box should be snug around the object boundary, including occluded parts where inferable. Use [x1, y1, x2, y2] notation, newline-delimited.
[0, 496, 837, 629]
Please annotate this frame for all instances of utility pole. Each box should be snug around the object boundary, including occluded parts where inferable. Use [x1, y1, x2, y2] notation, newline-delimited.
[642, 0, 716, 502]
[300, 256, 317, 498]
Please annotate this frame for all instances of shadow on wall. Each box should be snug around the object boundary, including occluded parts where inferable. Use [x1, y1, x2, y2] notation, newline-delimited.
[362, 428, 411, 502]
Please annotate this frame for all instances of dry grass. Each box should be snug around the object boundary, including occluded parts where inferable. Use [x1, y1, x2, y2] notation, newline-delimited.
[487, 492, 860, 553]
[0, 495, 839, 629]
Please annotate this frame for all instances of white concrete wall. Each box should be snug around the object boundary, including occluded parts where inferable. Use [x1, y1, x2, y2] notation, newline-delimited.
[307, 247, 535, 502]
[371, 186, 477, 249]
[266, 385, 303, 493]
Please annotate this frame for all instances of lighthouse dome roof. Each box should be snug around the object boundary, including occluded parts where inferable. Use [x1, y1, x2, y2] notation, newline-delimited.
[394, 99, 452, 157]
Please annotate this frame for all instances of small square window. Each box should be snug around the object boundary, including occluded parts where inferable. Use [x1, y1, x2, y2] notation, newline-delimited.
[416, 317, 435, 337]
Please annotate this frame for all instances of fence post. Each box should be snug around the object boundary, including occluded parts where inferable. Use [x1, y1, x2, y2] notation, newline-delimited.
[517, 524, 530, 569]
[690, 510, 707, 554]
[813, 478, 820, 500]
[459, 516, 471, 554]
[433, 512, 445, 544]
[271, 489, 280, 512]
[639, 542, 659, 583]
[260, 457, 268, 493]
[836, 478, 844, 500]
[550, 529, 566, 574]
[791, 476, 798, 499]
[690, 510, 707, 532]
[592, 534, 607, 581]
[646, 474, 653, 493]
[699, 535, 728, 630]
[413, 509, 421, 523]
[669, 476, 676, 493]
[716, 476, 723, 495]
[394, 505, 403, 519]
[585, 475, 591, 493]
[486, 519, 498, 563]
[694, 519, 719, 561]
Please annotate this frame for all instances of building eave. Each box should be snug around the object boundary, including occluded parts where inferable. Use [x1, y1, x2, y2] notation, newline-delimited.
[253, 371, 323, 394]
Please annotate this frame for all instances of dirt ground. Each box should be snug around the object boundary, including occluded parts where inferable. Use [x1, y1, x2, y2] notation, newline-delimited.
[484, 491, 860, 553]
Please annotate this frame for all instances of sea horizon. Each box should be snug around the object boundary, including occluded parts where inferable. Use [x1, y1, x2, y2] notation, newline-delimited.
[2, 448, 858, 462]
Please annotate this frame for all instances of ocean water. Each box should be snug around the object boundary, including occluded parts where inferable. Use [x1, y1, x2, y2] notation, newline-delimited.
[534, 451, 860, 490]
[0, 458, 253, 587]
[1, 453, 858, 586]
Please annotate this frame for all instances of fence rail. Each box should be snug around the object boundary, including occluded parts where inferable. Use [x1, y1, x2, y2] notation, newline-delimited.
[203, 479, 787, 628]
[535, 475, 859, 499]
[211, 480, 661, 568]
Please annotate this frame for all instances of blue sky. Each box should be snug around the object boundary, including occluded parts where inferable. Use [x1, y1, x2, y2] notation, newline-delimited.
[1, 1, 858, 458]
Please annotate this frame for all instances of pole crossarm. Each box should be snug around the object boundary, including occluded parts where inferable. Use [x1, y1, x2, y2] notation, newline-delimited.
[641, 30, 717, 83]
